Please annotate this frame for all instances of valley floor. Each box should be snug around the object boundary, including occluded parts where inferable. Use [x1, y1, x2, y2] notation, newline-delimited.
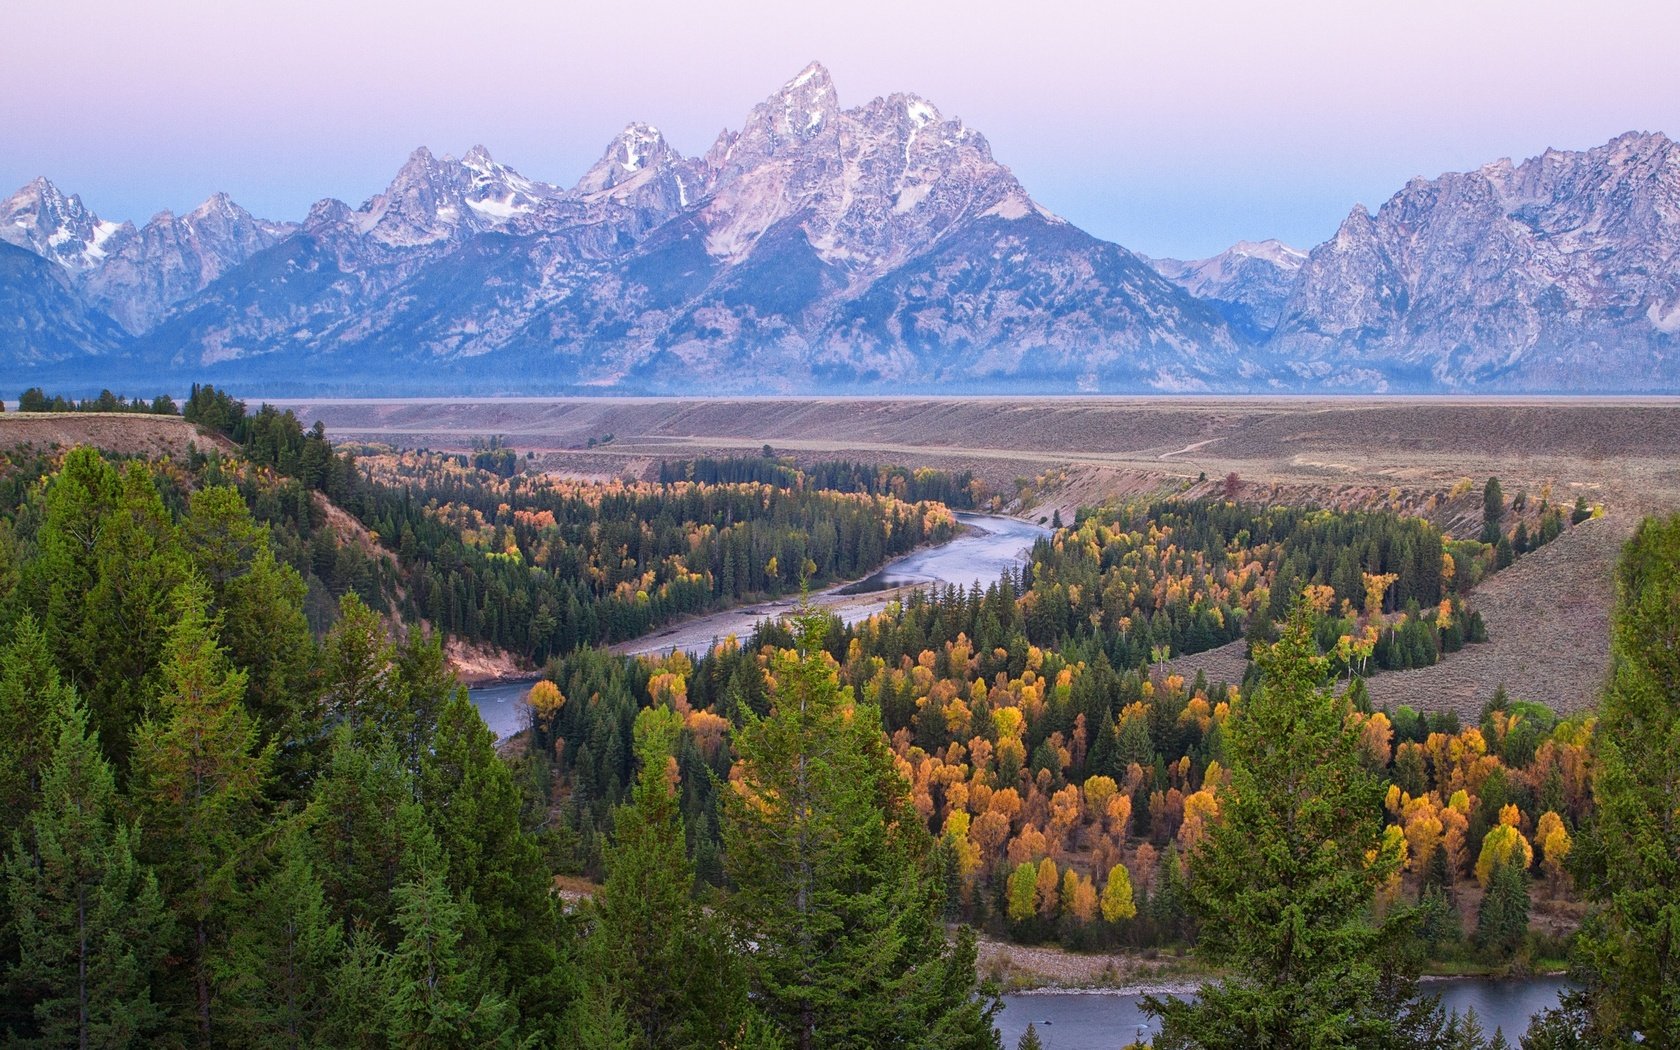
[274, 395, 1672, 716]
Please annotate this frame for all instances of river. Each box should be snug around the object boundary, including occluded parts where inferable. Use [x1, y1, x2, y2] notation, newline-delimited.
[995, 976, 1572, 1048]
[469, 512, 1049, 736]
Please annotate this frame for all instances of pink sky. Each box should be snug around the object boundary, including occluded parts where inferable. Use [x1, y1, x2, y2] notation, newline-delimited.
[5, 0, 1677, 257]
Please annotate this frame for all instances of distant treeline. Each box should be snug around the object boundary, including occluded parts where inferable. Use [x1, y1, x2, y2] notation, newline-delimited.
[659, 455, 980, 508]
[11, 387, 179, 415]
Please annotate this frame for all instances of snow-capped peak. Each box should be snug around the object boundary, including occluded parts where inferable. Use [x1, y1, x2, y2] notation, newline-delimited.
[188, 191, 238, 221]
[787, 60, 831, 91]
[1, 175, 134, 270]
[1227, 239, 1307, 269]
[904, 96, 940, 126]
[761, 60, 840, 138]
[576, 123, 685, 197]
[352, 144, 560, 242]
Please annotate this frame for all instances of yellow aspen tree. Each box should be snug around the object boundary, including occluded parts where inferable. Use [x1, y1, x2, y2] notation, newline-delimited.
[1035, 857, 1060, 918]
[1101, 864, 1137, 923]
[1475, 823, 1534, 888]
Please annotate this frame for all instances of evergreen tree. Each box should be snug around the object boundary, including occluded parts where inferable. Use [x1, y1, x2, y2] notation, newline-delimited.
[5, 689, 170, 1047]
[1573, 514, 1680, 1044]
[0, 518, 17, 625]
[1145, 600, 1431, 1047]
[591, 705, 748, 1047]
[0, 614, 72, 840]
[128, 577, 270, 1045]
[1016, 1022, 1045, 1050]
[1481, 477, 1505, 544]
[382, 862, 520, 1049]
[419, 690, 570, 1031]
[214, 825, 344, 1048]
[75, 463, 187, 769]
[308, 728, 428, 941]
[180, 485, 314, 767]
[22, 450, 118, 738]
[395, 627, 459, 777]
[723, 612, 1000, 1050]
[320, 925, 392, 1050]
[1473, 858, 1529, 959]
[321, 593, 406, 745]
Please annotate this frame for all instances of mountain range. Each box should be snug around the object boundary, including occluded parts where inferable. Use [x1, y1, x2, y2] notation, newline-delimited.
[4, 63, 1677, 395]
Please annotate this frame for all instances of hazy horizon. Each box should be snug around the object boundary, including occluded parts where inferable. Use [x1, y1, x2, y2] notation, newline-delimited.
[7, 0, 1679, 259]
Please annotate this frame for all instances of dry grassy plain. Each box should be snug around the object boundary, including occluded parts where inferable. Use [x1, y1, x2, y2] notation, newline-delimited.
[139, 398, 1680, 711]
[273, 395, 1680, 510]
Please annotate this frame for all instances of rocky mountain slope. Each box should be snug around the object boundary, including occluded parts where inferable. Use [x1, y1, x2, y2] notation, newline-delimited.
[3, 67, 1677, 394]
[1269, 130, 1680, 391]
[0, 241, 130, 365]
[1150, 239, 1307, 339]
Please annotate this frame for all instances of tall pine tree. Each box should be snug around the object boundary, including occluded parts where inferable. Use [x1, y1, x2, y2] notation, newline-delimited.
[0, 614, 72, 840]
[129, 576, 270, 1045]
[591, 705, 749, 1048]
[419, 690, 570, 1033]
[382, 861, 520, 1049]
[1572, 514, 1680, 1044]
[214, 824, 345, 1048]
[74, 463, 187, 769]
[723, 611, 999, 1050]
[6, 688, 170, 1047]
[1145, 600, 1434, 1047]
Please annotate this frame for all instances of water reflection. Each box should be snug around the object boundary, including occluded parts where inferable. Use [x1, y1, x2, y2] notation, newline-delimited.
[994, 977, 1571, 1048]
[467, 678, 533, 740]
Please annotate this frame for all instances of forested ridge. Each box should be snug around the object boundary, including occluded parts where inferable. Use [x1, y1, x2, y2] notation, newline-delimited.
[157, 386, 961, 658]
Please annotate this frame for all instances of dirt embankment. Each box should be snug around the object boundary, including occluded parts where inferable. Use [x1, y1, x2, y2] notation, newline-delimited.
[0, 412, 237, 459]
[975, 935, 1204, 993]
[446, 636, 533, 684]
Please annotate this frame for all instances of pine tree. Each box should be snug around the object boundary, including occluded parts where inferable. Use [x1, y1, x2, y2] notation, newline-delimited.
[1145, 600, 1428, 1046]
[320, 925, 392, 1049]
[591, 705, 747, 1047]
[6, 689, 170, 1047]
[1016, 1022, 1045, 1050]
[21, 450, 118, 739]
[395, 627, 459, 776]
[308, 728, 428, 941]
[722, 611, 1000, 1050]
[0, 518, 17, 624]
[1573, 514, 1680, 1044]
[0, 614, 73, 840]
[128, 576, 270, 1044]
[1474, 858, 1529, 959]
[214, 824, 344, 1048]
[321, 592, 407, 744]
[1481, 477, 1505, 544]
[382, 862, 520, 1049]
[419, 690, 569, 1031]
[180, 485, 314, 769]
[74, 463, 187, 769]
